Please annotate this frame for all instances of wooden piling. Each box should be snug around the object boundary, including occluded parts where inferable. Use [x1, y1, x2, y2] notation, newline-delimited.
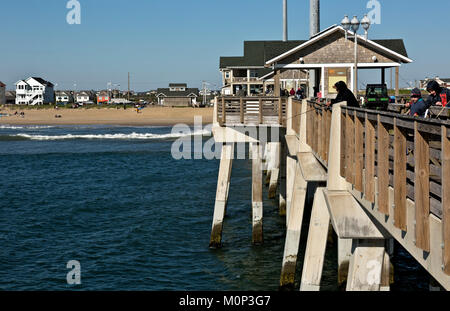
[280, 163, 308, 288]
[300, 188, 330, 291]
[209, 143, 234, 248]
[251, 143, 263, 245]
[268, 142, 281, 199]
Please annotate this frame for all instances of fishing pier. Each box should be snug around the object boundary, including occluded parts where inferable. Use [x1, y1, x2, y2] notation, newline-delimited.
[209, 96, 450, 291]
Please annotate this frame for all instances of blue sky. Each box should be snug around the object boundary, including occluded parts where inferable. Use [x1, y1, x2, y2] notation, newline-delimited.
[0, 0, 449, 91]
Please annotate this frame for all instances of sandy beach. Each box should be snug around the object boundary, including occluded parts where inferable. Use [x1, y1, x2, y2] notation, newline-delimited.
[0, 106, 214, 126]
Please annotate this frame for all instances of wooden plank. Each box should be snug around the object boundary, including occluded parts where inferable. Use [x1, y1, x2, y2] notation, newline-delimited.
[340, 110, 346, 178]
[345, 112, 354, 182]
[317, 109, 323, 159]
[278, 98, 283, 125]
[355, 115, 364, 192]
[258, 99, 263, 124]
[240, 97, 244, 124]
[414, 122, 430, 252]
[442, 126, 450, 275]
[221, 97, 226, 125]
[378, 115, 390, 215]
[394, 118, 407, 231]
[365, 115, 376, 203]
[297, 152, 327, 182]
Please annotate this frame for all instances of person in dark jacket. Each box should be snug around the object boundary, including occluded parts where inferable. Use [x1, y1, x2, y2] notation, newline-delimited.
[425, 80, 450, 107]
[327, 81, 360, 107]
[405, 88, 427, 117]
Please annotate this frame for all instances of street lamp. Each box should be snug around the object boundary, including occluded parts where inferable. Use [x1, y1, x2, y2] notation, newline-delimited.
[341, 14, 371, 95]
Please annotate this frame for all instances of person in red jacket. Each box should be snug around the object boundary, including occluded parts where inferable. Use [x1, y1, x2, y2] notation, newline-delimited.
[289, 88, 295, 96]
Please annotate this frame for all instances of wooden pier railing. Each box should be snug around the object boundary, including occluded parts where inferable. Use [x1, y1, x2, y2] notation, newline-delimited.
[292, 99, 450, 282]
[216, 96, 287, 126]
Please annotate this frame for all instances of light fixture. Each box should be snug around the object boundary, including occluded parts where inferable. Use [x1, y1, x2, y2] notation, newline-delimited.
[361, 14, 371, 39]
[351, 16, 360, 33]
[341, 15, 351, 31]
[299, 57, 304, 64]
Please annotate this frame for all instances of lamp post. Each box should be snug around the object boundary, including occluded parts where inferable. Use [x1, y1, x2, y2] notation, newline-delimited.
[341, 14, 371, 95]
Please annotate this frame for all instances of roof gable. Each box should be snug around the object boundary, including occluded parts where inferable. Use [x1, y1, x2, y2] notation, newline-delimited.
[266, 25, 412, 65]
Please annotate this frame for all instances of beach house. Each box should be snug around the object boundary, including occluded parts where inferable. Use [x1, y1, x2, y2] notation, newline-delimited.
[15, 77, 55, 105]
[420, 77, 450, 90]
[5, 91, 16, 105]
[156, 83, 199, 107]
[0, 81, 5, 106]
[97, 90, 110, 104]
[219, 41, 309, 96]
[76, 91, 95, 104]
[55, 91, 74, 105]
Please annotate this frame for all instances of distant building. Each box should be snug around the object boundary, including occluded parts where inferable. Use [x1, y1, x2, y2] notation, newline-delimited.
[0, 81, 5, 106]
[5, 91, 16, 105]
[219, 41, 308, 96]
[55, 91, 74, 104]
[15, 77, 55, 105]
[156, 83, 199, 107]
[97, 90, 110, 104]
[76, 91, 95, 104]
[420, 77, 450, 90]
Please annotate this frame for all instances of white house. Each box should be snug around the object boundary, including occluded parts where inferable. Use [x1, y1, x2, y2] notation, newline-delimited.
[0, 81, 5, 106]
[55, 91, 73, 104]
[15, 77, 55, 105]
[76, 91, 94, 104]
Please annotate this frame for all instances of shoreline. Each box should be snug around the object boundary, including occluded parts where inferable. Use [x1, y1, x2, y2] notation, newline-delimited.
[0, 107, 214, 126]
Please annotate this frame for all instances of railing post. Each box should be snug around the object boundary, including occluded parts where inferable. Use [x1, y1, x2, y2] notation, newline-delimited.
[414, 121, 430, 252]
[240, 97, 244, 124]
[259, 98, 263, 124]
[279, 98, 283, 125]
[327, 102, 348, 191]
[364, 113, 375, 203]
[393, 118, 407, 231]
[354, 112, 364, 192]
[442, 125, 450, 275]
[221, 97, 226, 125]
[377, 114, 390, 215]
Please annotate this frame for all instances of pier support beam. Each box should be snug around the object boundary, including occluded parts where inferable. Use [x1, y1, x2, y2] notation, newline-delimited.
[251, 143, 263, 245]
[209, 143, 234, 248]
[300, 188, 330, 291]
[286, 155, 297, 223]
[346, 239, 386, 291]
[337, 238, 353, 287]
[280, 163, 308, 288]
[279, 140, 287, 216]
[268, 142, 281, 199]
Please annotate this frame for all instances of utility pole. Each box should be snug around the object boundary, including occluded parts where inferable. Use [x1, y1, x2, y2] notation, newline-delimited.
[128, 72, 130, 102]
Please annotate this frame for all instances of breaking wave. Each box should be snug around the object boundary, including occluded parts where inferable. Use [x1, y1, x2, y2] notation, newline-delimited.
[10, 130, 211, 141]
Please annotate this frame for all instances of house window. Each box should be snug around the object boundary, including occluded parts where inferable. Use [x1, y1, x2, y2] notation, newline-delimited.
[225, 71, 230, 79]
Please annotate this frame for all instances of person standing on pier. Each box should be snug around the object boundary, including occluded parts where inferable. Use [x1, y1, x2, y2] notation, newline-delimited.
[405, 88, 427, 117]
[327, 81, 359, 107]
[426, 80, 450, 107]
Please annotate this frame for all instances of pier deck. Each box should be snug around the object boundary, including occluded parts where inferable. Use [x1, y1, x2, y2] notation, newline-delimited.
[210, 95, 450, 291]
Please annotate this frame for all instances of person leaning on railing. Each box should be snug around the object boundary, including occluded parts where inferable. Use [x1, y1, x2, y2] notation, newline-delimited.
[326, 81, 360, 108]
[405, 88, 427, 117]
[425, 80, 450, 108]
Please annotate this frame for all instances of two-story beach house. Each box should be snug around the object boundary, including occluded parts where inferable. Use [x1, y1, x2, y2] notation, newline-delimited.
[55, 91, 74, 104]
[97, 91, 110, 104]
[76, 91, 95, 104]
[156, 83, 199, 107]
[0, 81, 5, 106]
[15, 77, 55, 105]
[219, 41, 309, 96]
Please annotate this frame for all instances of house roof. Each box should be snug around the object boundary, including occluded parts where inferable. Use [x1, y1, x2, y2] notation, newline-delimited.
[220, 40, 306, 69]
[169, 83, 188, 88]
[0, 81, 5, 87]
[157, 88, 199, 97]
[30, 77, 55, 87]
[265, 25, 412, 65]
[441, 78, 450, 83]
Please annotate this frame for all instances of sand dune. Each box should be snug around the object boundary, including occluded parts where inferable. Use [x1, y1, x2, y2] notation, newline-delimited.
[0, 106, 214, 126]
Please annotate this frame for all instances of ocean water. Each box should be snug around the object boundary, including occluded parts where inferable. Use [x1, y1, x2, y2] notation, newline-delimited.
[0, 125, 429, 291]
